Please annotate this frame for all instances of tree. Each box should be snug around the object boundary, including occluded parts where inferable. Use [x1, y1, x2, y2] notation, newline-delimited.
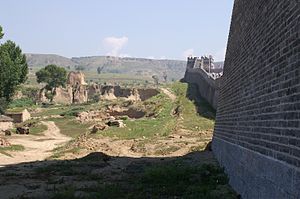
[0, 26, 28, 113]
[97, 66, 105, 74]
[152, 75, 159, 86]
[75, 65, 85, 71]
[163, 71, 168, 82]
[0, 26, 3, 39]
[36, 64, 67, 101]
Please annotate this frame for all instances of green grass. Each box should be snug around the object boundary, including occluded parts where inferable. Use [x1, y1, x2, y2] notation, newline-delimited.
[97, 82, 215, 139]
[50, 144, 82, 159]
[48, 117, 91, 137]
[13, 119, 48, 136]
[99, 93, 176, 139]
[32, 103, 101, 118]
[170, 82, 215, 131]
[30, 123, 48, 135]
[136, 163, 237, 199]
[8, 98, 35, 109]
[0, 145, 25, 156]
[47, 161, 237, 199]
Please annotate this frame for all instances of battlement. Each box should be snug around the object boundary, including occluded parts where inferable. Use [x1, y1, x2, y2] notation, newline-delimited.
[184, 55, 222, 109]
[186, 55, 223, 79]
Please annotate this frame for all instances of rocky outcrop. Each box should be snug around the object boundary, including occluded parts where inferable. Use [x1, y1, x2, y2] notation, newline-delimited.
[52, 87, 73, 104]
[101, 86, 117, 100]
[36, 71, 159, 104]
[67, 71, 87, 86]
[88, 84, 101, 99]
[100, 86, 159, 102]
[37, 71, 88, 105]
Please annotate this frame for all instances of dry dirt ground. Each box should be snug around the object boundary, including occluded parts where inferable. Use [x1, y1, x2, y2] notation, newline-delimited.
[0, 88, 236, 199]
[0, 121, 71, 166]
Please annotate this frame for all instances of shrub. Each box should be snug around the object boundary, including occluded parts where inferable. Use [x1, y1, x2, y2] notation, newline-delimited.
[8, 98, 34, 109]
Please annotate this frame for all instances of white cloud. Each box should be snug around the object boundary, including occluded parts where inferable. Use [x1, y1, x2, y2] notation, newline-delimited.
[182, 48, 194, 59]
[103, 36, 128, 57]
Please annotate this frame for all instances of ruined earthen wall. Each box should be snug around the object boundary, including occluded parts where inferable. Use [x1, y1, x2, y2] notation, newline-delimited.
[137, 89, 160, 101]
[213, 0, 300, 198]
[0, 122, 13, 131]
[184, 67, 220, 109]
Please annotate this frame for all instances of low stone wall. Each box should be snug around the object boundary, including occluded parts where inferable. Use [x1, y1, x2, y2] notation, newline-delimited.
[183, 67, 220, 109]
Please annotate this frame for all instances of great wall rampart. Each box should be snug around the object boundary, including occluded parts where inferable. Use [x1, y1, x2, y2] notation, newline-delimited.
[184, 0, 299, 198]
[210, 0, 299, 198]
[183, 56, 222, 109]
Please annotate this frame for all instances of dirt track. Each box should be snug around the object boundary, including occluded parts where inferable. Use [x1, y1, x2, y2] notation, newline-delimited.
[0, 121, 71, 166]
[161, 88, 176, 101]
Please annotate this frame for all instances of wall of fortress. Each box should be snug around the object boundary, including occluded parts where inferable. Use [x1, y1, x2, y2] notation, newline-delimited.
[213, 0, 300, 198]
[183, 66, 220, 110]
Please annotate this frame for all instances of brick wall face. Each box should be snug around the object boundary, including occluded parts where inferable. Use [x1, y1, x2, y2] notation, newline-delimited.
[184, 67, 220, 109]
[213, 0, 300, 197]
[215, 0, 300, 168]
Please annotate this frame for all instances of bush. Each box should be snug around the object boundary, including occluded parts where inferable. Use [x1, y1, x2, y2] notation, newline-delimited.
[8, 98, 34, 109]
[91, 94, 101, 103]
[21, 87, 39, 99]
[61, 107, 85, 117]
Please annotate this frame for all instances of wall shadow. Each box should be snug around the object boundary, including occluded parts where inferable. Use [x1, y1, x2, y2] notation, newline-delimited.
[184, 81, 216, 120]
[0, 149, 238, 199]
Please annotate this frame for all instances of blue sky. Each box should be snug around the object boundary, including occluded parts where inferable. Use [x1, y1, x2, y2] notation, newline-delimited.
[0, 0, 234, 61]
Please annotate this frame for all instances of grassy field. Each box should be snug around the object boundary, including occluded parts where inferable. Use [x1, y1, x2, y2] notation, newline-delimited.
[26, 68, 154, 87]
[169, 82, 215, 131]
[0, 82, 239, 198]
[99, 82, 215, 139]
[36, 156, 237, 199]
[0, 145, 25, 156]
[99, 93, 176, 139]
[48, 117, 91, 138]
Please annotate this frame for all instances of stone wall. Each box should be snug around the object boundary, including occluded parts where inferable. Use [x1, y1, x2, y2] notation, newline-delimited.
[213, 0, 300, 198]
[184, 67, 220, 109]
[5, 109, 31, 123]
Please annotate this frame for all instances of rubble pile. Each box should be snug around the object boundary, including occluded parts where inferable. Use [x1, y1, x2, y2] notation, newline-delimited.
[0, 137, 11, 147]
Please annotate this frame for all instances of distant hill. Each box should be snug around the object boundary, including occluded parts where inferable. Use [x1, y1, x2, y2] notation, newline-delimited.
[26, 53, 76, 68]
[25, 54, 187, 81]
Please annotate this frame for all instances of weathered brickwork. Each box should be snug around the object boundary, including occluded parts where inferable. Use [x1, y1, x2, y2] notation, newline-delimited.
[213, 0, 300, 198]
[184, 67, 220, 109]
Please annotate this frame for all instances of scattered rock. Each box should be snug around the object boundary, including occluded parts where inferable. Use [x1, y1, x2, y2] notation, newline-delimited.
[0, 137, 11, 147]
[4, 130, 12, 136]
[16, 127, 30, 135]
[106, 120, 126, 128]
[77, 111, 110, 123]
[91, 124, 108, 133]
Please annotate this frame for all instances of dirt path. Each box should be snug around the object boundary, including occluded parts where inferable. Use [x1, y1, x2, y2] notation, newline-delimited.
[0, 121, 71, 166]
[161, 88, 176, 101]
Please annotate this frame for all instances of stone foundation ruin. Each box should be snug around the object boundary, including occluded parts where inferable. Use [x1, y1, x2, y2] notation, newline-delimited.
[37, 71, 159, 105]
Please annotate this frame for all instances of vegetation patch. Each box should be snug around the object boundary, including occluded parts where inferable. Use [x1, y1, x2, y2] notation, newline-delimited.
[0, 145, 25, 156]
[99, 93, 176, 139]
[170, 82, 215, 131]
[136, 163, 237, 198]
[8, 98, 35, 109]
[48, 117, 91, 137]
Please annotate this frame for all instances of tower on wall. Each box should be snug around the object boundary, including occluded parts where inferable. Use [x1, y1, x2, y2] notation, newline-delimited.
[213, 0, 300, 198]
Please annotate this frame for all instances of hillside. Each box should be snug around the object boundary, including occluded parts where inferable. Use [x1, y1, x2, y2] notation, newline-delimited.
[25, 54, 187, 81]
